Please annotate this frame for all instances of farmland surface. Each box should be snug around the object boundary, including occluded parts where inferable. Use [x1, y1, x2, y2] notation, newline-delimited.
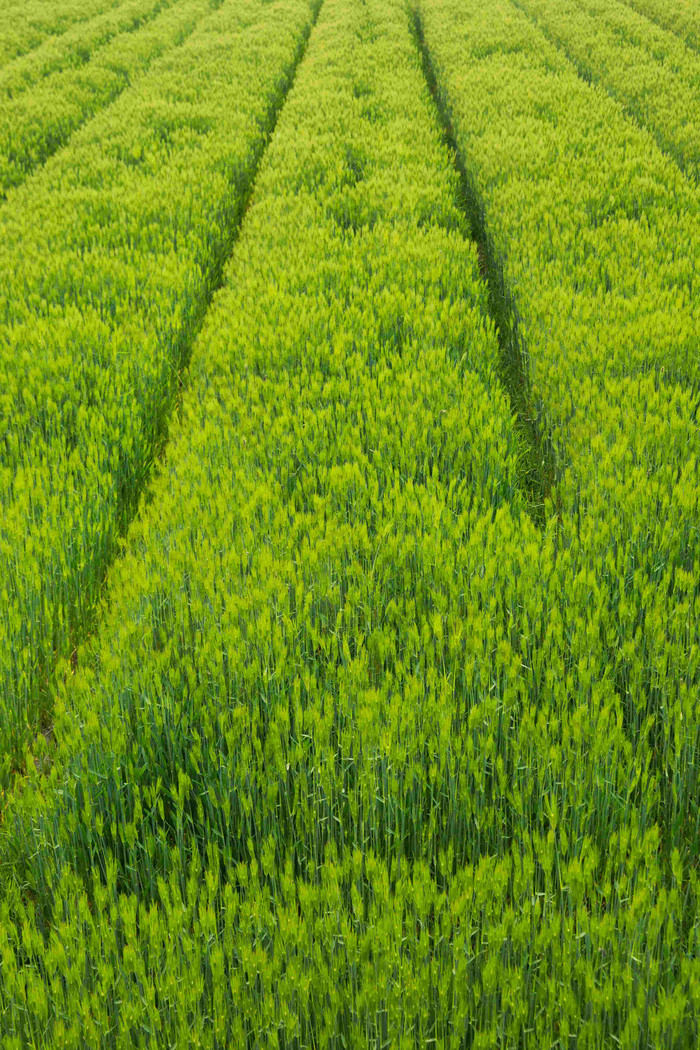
[0, 0, 698, 1045]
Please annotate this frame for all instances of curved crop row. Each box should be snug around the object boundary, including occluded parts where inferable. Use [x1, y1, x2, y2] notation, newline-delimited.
[0, 0, 321, 786]
[514, 0, 700, 183]
[3, 0, 700, 1044]
[622, 0, 700, 52]
[0, 0, 206, 199]
[0, 0, 125, 70]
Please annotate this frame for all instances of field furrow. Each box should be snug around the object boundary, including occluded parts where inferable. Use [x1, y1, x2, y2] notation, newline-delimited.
[622, 0, 700, 52]
[0, 0, 321, 785]
[0, 0, 207, 199]
[514, 0, 700, 184]
[0, 0, 125, 69]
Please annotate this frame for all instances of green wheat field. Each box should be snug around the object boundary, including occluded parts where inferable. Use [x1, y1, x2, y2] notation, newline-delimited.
[1, 0, 699, 1045]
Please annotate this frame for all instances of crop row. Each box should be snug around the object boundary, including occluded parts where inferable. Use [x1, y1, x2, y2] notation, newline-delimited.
[0, 0, 125, 69]
[0, 0, 320, 785]
[0, 0, 167, 101]
[418, 0, 700, 801]
[623, 0, 700, 52]
[0, 0, 208, 199]
[418, 0, 700, 1012]
[2, 0, 700, 1046]
[514, 0, 700, 184]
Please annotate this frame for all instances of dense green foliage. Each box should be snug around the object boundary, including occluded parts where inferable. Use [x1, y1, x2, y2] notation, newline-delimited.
[1, 0, 699, 1044]
[623, 0, 700, 51]
[0, 0, 319, 785]
[1, 0, 539, 1041]
[416, 0, 700, 1031]
[0, 0, 124, 69]
[0, 0, 212, 198]
[0, 0, 168, 100]
[514, 0, 700, 183]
